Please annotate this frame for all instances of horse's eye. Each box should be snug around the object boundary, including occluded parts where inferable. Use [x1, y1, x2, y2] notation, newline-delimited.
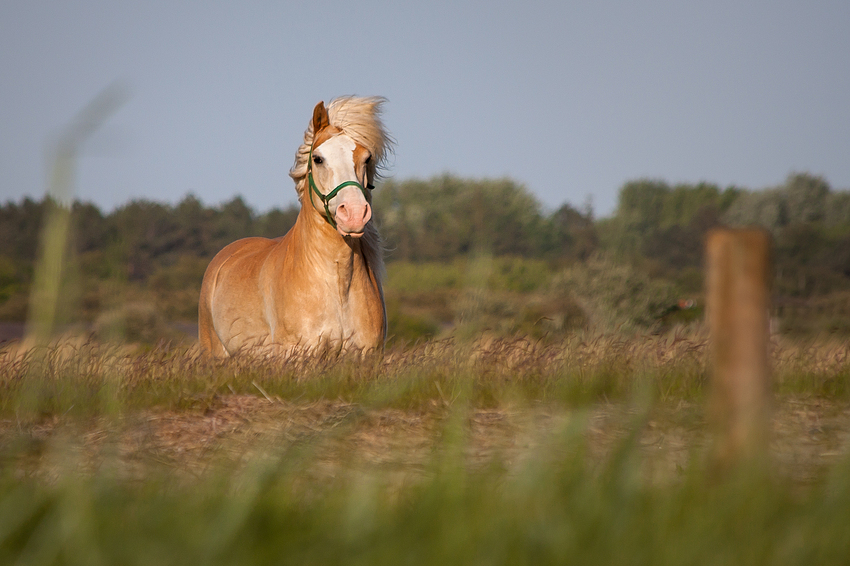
[312, 156, 324, 165]
[364, 155, 372, 165]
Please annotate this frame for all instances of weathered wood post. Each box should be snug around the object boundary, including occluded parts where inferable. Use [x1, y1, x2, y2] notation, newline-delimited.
[705, 228, 772, 467]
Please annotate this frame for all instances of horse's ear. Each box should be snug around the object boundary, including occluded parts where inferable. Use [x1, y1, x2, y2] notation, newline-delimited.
[312, 101, 330, 133]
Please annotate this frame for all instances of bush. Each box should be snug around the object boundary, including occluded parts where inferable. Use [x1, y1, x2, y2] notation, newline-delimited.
[93, 302, 183, 345]
[552, 254, 682, 332]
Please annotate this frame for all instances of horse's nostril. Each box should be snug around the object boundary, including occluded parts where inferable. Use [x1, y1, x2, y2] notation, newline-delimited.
[337, 203, 351, 221]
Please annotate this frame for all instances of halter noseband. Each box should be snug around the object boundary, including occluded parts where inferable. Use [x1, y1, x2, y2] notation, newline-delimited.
[307, 143, 374, 230]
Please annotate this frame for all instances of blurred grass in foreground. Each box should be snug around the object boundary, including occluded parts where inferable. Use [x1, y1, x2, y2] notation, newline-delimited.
[0, 380, 848, 564]
[1, 335, 849, 564]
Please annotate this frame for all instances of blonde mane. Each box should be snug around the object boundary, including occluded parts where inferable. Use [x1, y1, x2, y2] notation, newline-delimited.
[289, 96, 394, 284]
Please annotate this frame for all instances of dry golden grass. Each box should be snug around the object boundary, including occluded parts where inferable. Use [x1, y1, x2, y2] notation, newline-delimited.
[0, 332, 848, 488]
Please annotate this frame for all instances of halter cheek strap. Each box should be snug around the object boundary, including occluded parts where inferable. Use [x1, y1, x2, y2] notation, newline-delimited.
[307, 143, 374, 230]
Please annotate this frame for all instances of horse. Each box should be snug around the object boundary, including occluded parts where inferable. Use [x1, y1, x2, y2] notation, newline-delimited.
[198, 96, 393, 357]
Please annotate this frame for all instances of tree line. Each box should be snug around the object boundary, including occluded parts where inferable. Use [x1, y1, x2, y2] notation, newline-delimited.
[600, 173, 850, 297]
[1, 172, 849, 331]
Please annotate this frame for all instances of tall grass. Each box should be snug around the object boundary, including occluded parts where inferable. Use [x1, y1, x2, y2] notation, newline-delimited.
[0, 362, 848, 565]
[2, 330, 850, 563]
[1, 333, 711, 418]
[5, 331, 850, 420]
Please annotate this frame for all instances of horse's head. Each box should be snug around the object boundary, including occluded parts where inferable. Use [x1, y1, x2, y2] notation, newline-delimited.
[306, 101, 374, 238]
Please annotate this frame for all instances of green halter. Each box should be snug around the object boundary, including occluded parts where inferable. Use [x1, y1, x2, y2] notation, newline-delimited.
[307, 143, 373, 230]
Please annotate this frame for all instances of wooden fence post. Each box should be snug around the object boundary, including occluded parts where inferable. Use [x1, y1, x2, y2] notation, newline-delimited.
[706, 228, 772, 466]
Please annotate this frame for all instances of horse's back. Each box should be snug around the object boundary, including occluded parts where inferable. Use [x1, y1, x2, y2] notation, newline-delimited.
[199, 237, 281, 355]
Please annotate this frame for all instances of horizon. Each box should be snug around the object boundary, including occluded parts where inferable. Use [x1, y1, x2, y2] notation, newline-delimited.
[5, 171, 842, 221]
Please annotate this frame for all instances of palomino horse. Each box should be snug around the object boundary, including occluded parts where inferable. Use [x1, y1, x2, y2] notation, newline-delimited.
[198, 97, 393, 356]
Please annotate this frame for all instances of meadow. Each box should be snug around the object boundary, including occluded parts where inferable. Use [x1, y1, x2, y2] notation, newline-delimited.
[1, 331, 849, 564]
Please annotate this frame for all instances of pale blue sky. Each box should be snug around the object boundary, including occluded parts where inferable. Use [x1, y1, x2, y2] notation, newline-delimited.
[1, 1, 848, 217]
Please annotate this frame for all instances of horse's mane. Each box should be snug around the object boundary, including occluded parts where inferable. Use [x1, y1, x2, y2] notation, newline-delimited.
[289, 96, 394, 285]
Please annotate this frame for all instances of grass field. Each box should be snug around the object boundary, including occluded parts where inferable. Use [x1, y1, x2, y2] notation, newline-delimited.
[1, 333, 849, 564]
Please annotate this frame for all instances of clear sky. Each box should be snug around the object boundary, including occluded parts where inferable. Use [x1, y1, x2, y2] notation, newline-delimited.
[1, 1, 848, 217]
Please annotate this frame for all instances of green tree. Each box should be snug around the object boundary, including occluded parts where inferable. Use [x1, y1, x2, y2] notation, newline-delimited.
[616, 179, 670, 233]
[783, 173, 829, 224]
[721, 189, 786, 230]
[660, 182, 721, 228]
[545, 203, 597, 262]
[373, 175, 548, 261]
[722, 173, 833, 230]
[0, 197, 45, 265]
[213, 196, 255, 251]
[257, 206, 299, 239]
[825, 191, 850, 227]
[173, 194, 215, 258]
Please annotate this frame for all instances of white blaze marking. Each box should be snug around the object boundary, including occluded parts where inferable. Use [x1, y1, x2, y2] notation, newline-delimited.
[313, 135, 365, 206]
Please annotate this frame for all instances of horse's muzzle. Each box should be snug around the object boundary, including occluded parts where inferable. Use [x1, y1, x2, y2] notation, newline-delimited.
[334, 201, 371, 237]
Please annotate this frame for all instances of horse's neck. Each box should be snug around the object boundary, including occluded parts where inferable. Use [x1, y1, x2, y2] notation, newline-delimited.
[287, 208, 368, 297]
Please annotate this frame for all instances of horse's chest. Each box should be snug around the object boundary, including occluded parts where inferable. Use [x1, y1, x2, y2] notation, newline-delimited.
[315, 302, 361, 339]
[277, 277, 381, 348]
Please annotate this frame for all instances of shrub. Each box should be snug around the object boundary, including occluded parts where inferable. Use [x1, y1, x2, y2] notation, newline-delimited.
[552, 254, 681, 332]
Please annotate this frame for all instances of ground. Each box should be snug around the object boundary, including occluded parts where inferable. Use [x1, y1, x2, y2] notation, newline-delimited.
[5, 392, 848, 488]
